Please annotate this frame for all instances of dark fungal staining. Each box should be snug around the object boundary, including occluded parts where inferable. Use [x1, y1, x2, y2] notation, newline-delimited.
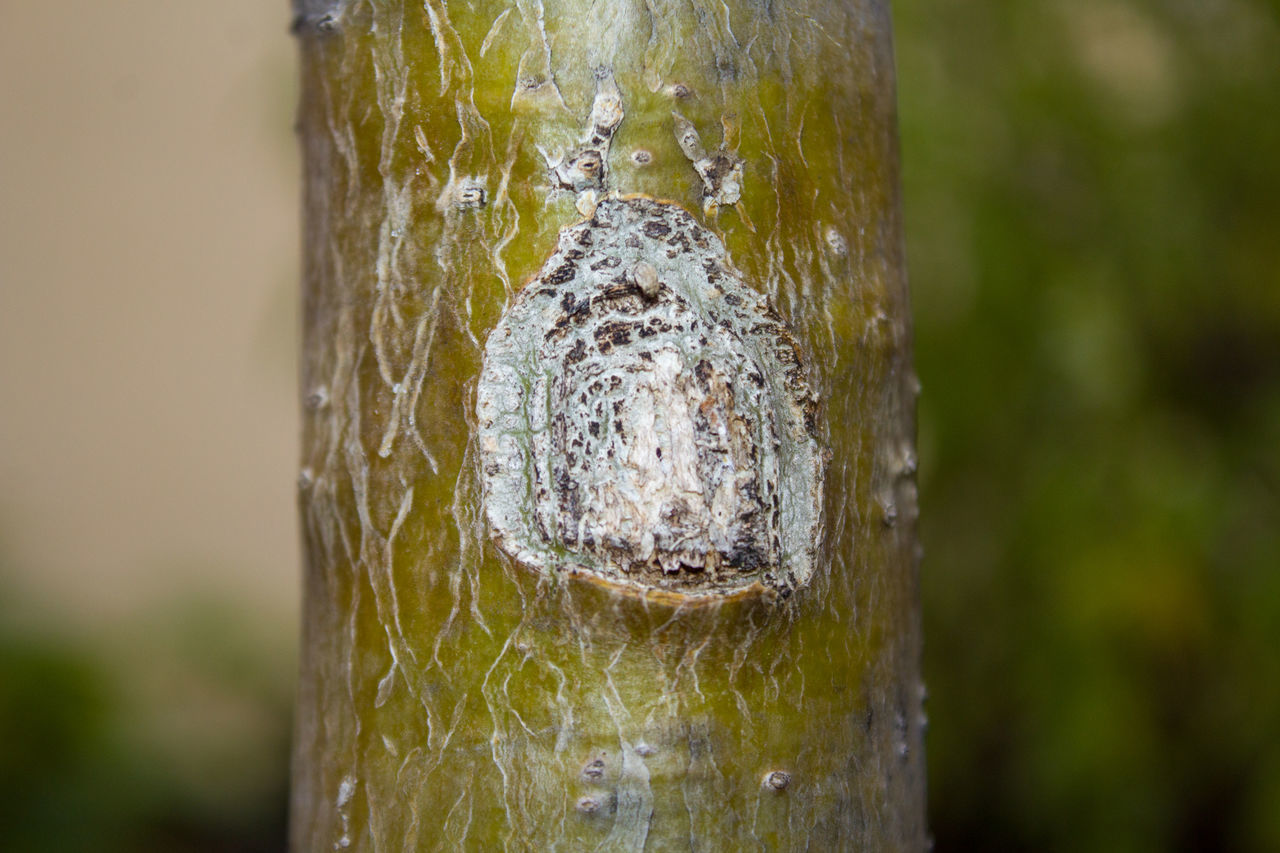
[642, 220, 672, 239]
[565, 339, 588, 365]
[547, 261, 577, 285]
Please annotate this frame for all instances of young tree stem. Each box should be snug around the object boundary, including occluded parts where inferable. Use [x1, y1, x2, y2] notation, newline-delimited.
[291, 1, 924, 848]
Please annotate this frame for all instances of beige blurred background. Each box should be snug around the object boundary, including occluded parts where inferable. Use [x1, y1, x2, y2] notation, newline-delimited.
[1, 5, 300, 846]
[0, 2, 298, 627]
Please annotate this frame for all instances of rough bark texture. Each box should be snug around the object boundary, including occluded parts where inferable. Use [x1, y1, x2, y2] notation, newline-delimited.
[291, 0, 924, 849]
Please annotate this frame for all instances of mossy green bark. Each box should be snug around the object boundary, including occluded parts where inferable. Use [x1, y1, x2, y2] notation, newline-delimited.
[291, 0, 923, 849]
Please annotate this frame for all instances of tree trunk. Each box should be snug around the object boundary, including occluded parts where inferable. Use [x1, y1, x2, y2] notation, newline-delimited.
[290, 0, 924, 849]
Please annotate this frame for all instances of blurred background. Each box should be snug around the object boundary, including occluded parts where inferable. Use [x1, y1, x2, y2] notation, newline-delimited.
[1, 0, 1276, 850]
[1, 3, 296, 850]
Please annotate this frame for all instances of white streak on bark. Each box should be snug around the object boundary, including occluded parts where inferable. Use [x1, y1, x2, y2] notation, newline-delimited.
[481, 6, 515, 58]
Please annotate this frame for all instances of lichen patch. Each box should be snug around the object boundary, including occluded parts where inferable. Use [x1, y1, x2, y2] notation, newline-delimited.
[672, 113, 744, 214]
[547, 71, 624, 200]
[476, 197, 822, 599]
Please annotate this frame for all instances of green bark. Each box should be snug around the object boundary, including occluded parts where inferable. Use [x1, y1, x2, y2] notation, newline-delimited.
[291, 0, 924, 848]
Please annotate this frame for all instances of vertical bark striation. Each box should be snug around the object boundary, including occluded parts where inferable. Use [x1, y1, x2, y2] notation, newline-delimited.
[292, 0, 924, 849]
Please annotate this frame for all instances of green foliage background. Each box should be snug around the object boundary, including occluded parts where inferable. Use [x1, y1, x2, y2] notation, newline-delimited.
[899, 0, 1280, 849]
[2, 1, 1279, 849]
[0, 588, 292, 852]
